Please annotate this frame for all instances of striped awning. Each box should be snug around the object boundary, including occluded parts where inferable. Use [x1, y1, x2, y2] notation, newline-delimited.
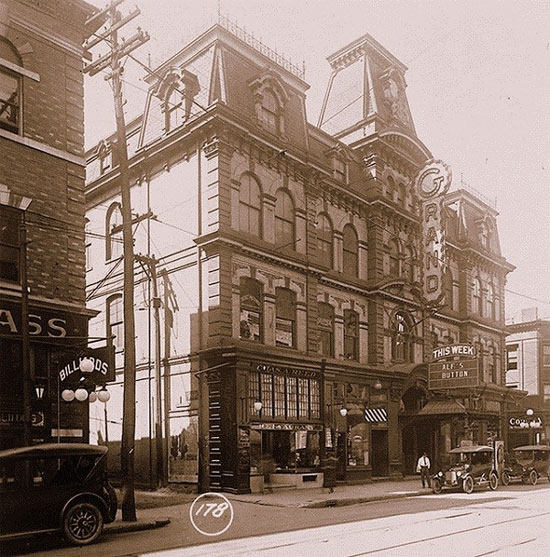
[364, 407, 387, 423]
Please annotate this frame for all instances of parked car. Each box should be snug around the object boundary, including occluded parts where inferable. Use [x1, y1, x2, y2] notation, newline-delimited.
[432, 445, 498, 494]
[501, 445, 550, 486]
[0, 443, 117, 545]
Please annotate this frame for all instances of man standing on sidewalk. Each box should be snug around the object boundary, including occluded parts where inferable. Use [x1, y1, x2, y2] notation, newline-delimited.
[416, 452, 431, 488]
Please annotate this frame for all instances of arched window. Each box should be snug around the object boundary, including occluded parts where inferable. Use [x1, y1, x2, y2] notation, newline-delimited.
[238, 174, 261, 236]
[343, 310, 359, 360]
[472, 277, 482, 315]
[164, 85, 185, 132]
[486, 283, 494, 320]
[260, 90, 279, 134]
[398, 182, 406, 207]
[317, 214, 333, 268]
[0, 38, 22, 134]
[275, 287, 296, 348]
[343, 224, 358, 277]
[318, 302, 334, 357]
[106, 294, 123, 353]
[386, 176, 395, 200]
[240, 278, 263, 342]
[389, 238, 400, 277]
[404, 245, 414, 283]
[105, 202, 123, 261]
[392, 311, 413, 362]
[274, 189, 295, 248]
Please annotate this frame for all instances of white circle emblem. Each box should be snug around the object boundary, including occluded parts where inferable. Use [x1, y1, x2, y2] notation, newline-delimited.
[414, 160, 452, 199]
[189, 492, 234, 537]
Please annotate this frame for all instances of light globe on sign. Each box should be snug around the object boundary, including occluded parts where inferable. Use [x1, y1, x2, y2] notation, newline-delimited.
[88, 391, 98, 403]
[74, 388, 89, 402]
[61, 389, 75, 402]
[97, 388, 110, 403]
[79, 357, 94, 373]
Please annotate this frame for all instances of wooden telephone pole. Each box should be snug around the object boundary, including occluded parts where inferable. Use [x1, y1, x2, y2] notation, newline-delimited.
[84, 0, 149, 521]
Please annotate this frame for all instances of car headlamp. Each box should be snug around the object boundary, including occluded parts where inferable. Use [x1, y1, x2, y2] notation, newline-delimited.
[456, 471, 462, 477]
[438, 471, 443, 477]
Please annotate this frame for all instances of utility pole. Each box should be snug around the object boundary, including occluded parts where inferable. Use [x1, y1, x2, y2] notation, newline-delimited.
[84, 0, 149, 521]
[20, 220, 32, 446]
[136, 254, 165, 486]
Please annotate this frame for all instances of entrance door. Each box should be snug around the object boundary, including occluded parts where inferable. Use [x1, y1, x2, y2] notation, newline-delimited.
[371, 429, 388, 477]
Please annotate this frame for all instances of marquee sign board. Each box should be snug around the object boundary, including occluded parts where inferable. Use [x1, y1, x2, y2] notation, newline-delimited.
[428, 359, 479, 390]
[432, 343, 476, 361]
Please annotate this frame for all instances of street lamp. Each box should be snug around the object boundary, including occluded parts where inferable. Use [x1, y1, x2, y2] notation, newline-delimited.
[373, 380, 383, 391]
[339, 407, 348, 417]
[526, 408, 534, 417]
[254, 401, 263, 412]
[34, 385, 45, 400]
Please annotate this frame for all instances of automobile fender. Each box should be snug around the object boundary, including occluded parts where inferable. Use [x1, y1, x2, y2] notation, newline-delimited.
[60, 492, 110, 526]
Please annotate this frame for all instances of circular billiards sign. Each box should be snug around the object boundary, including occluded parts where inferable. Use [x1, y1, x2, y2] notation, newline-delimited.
[414, 159, 452, 200]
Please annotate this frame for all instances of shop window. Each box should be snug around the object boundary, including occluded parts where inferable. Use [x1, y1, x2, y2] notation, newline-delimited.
[259, 89, 279, 134]
[105, 202, 123, 261]
[0, 39, 21, 134]
[238, 174, 261, 237]
[348, 422, 370, 467]
[343, 309, 359, 360]
[240, 278, 263, 342]
[274, 189, 295, 249]
[287, 376, 297, 418]
[392, 311, 413, 362]
[0, 205, 22, 282]
[316, 214, 333, 268]
[310, 380, 320, 419]
[389, 238, 400, 277]
[275, 287, 296, 348]
[318, 302, 334, 357]
[472, 277, 482, 314]
[543, 345, 550, 367]
[342, 224, 358, 277]
[274, 375, 285, 418]
[107, 294, 123, 353]
[261, 373, 273, 416]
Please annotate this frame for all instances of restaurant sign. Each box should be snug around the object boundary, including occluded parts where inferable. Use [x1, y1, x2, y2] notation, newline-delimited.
[508, 416, 543, 430]
[428, 359, 479, 390]
[250, 422, 323, 431]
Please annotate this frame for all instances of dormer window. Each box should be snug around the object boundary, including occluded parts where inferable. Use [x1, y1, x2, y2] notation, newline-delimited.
[97, 141, 112, 175]
[333, 157, 347, 183]
[250, 71, 288, 137]
[259, 89, 279, 134]
[165, 85, 185, 132]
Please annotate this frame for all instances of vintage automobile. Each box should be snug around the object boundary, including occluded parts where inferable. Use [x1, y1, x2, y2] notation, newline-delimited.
[432, 445, 498, 494]
[501, 445, 550, 486]
[0, 443, 117, 545]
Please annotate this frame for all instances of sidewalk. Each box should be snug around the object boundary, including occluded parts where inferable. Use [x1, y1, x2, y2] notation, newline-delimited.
[229, 476, 429, 508]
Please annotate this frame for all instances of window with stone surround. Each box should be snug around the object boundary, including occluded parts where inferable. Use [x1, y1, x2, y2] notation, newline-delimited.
[343, 224, 358, 277]
[343, 309, 359, 360]
[0, 39, 21, 134]
[238, 174, 262, 237]
[240, 277, 263, 342]
[389, 238, 400, 277]
[472, 277, 482, 315]
[105, 202, 123, 261]
[0, 205, 21, 282]
[106, 294, 123, 354]
[316, 214, 333, 268]
[275, 287, 296, 348]
[318, 302, 334, 357]
[391, 311, 413, 362]
[259, 89, 279, 134]
[274, 189, 295, 248]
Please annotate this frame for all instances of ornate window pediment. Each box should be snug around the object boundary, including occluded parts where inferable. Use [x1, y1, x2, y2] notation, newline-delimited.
[154, 67, 200, 133]
[249, 70, 289, 136]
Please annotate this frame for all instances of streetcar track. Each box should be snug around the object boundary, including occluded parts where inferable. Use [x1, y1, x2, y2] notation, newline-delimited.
[474, 537, 536, 556]
[347, 511, 550, 556]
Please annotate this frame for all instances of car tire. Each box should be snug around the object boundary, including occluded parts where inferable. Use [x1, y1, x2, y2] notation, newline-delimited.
[502, 471, 510, 486]
[62, 501, 104, 546]
[432, 479, 442, 494]
[463, 476, 474, 494]
[529, 470, 538, 486]
[489, 472, 498, 490]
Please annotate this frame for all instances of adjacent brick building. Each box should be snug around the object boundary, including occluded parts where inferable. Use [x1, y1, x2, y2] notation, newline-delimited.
[0, 0, 101, 449]
[86, 17, 516, 492]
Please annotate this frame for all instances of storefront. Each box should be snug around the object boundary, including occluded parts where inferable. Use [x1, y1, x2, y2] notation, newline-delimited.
[0, 298, 95, 449]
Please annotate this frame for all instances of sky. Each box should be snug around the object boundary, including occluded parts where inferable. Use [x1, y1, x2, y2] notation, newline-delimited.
[84, 0, 550, 323]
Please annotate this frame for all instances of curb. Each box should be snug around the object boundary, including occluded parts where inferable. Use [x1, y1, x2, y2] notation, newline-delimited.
[300, 490, 425, 508]
[105, 518, 171, 535]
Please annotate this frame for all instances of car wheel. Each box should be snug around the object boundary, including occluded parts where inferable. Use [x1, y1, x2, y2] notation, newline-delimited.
[489, 472, 498, 490]
[502, 471, 510, 486]
[462, 476, 474, 494]
[529, 470, 538, 486]
[432, 479, 442, 494]
[62, 502, 104, 546]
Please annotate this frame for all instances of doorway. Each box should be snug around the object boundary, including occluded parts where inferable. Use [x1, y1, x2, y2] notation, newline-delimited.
[371, 429, 389, 477]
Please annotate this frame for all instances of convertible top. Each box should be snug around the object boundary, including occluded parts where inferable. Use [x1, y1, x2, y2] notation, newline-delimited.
[0, 443, 107, 459]
[513, 445, 550, 452]
[449, 445, 493, 454]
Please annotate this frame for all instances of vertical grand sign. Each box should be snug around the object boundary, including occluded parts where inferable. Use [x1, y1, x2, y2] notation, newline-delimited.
[414, 160, 452, 303]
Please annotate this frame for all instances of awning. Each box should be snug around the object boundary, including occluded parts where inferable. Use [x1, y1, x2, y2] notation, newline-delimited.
[417, 399, 467, 416]
[364, 408, 387, 423]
